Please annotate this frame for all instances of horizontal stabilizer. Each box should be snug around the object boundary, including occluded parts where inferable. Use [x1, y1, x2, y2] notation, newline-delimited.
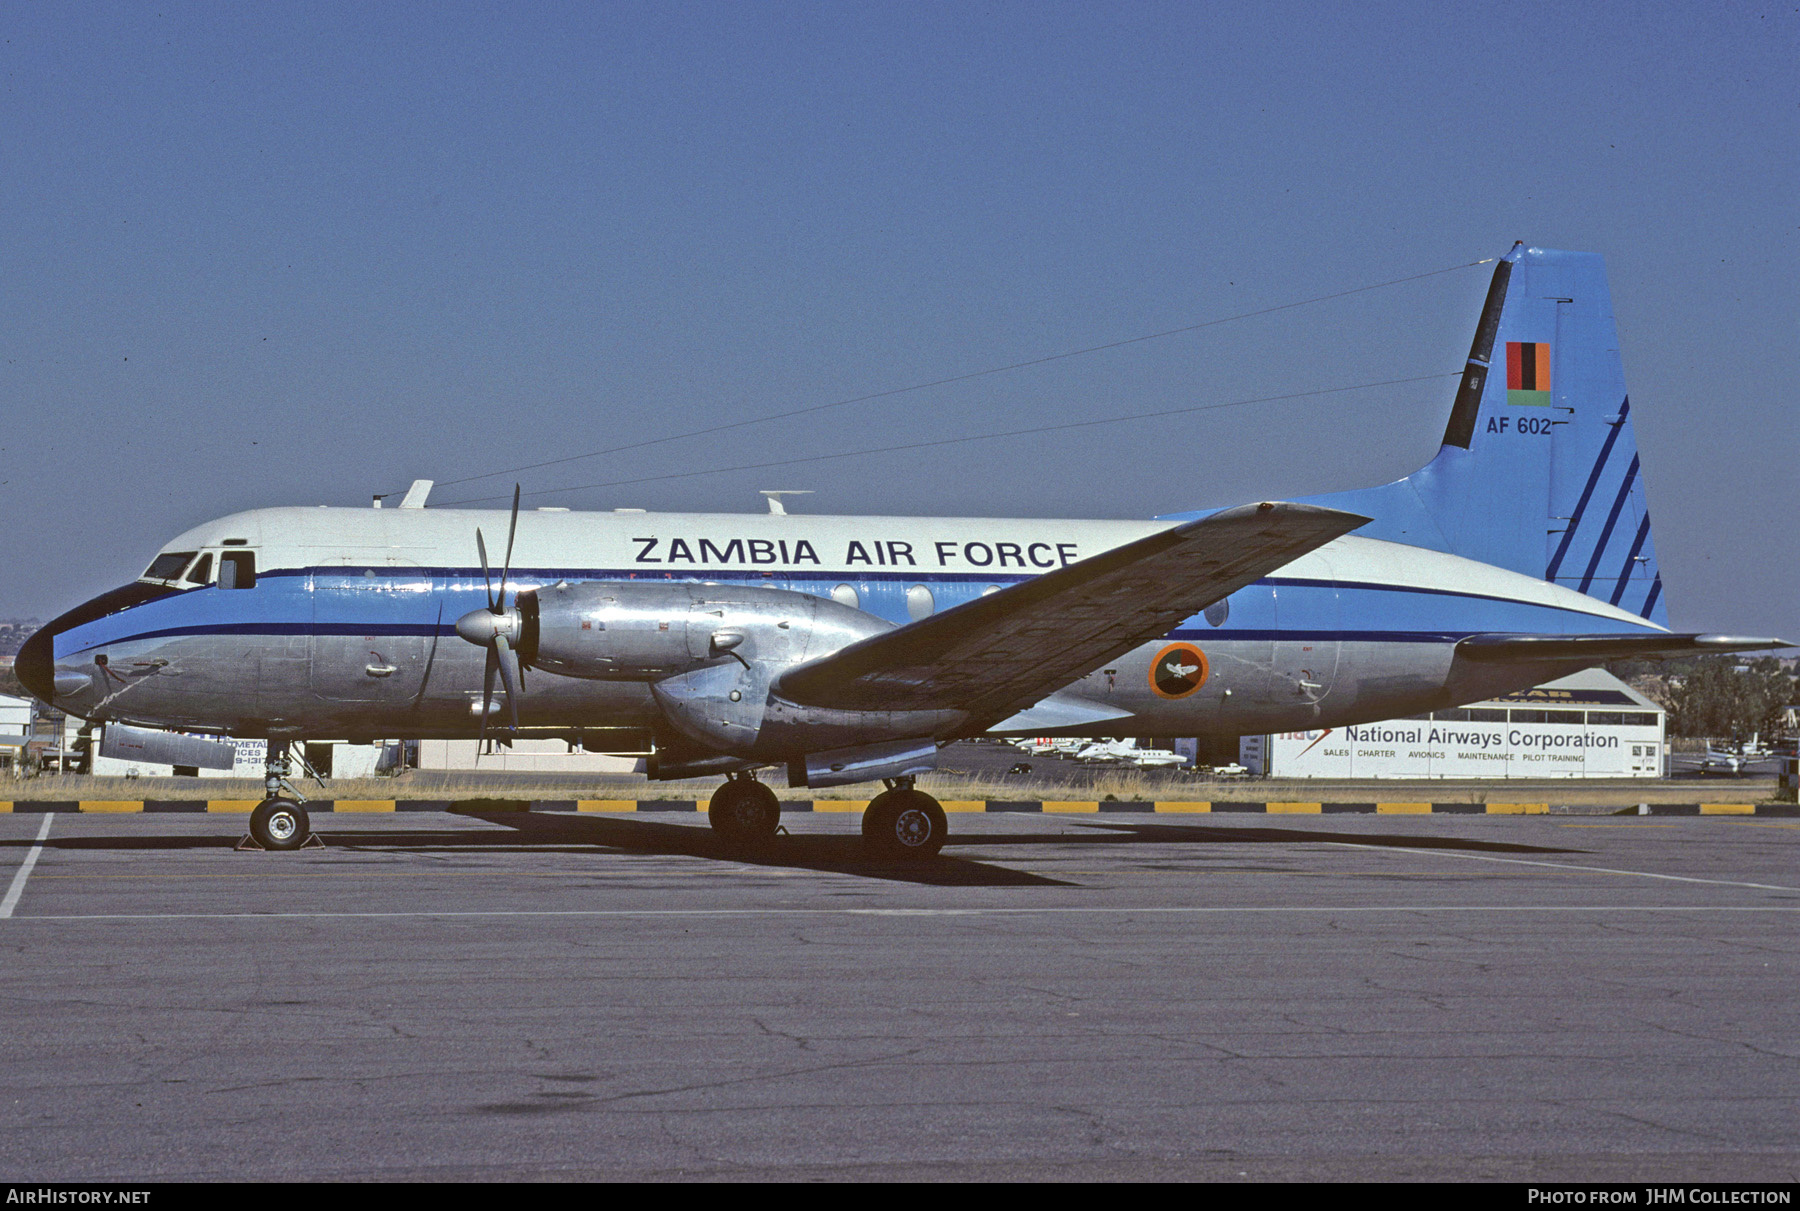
[777, 501, 1368, 726]
[1457, 633, 1792, 663]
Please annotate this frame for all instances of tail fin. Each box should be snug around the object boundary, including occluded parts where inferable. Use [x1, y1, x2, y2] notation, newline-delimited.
[1297, 243, 1669, 626]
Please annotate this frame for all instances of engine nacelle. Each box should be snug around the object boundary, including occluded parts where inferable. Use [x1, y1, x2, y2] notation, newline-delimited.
[524, 579, 967, 763]
[525, 580, 892, 682]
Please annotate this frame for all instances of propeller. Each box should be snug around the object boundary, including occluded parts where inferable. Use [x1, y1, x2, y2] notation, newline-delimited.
[454, 485, 526, 752]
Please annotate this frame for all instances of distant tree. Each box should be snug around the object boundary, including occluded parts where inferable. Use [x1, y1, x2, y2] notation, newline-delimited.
[1665, 656, 1795, 742]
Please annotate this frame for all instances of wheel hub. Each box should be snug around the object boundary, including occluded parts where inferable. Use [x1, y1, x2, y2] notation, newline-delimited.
[893, 808, 933, 847]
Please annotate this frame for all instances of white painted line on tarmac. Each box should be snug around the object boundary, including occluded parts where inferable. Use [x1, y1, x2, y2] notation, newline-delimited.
[8, 905, 1800, 923]
[1324, 841, 1800, 893]
[0, 814, 54, 919]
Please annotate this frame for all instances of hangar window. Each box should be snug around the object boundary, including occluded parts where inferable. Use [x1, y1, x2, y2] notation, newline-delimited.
[218, 551, 257, 590]
[184, 554, 213, 584]
[145, 552, 196, 580]
[1620, 712, 1657, 727]
[1433, 708, 1507, 723]
[1588, 712, 1623, 726]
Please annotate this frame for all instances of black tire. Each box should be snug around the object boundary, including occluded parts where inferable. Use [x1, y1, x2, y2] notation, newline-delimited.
[861, 788, 948, 860]
[249, 798, 311, 851]
[707, 779, 781, 845]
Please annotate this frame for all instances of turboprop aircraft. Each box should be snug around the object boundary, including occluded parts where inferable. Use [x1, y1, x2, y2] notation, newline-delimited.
[16, 245, 1790, 857]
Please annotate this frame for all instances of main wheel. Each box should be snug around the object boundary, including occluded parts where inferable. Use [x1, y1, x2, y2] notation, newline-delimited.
[707, 779, 781, 845]
[861, 788, 948, 860]
[249, 798, 311, 851]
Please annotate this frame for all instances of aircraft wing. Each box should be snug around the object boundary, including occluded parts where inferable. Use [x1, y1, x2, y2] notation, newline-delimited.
[775, 501, 1367, 725]
[1457, 633, 1793, 663]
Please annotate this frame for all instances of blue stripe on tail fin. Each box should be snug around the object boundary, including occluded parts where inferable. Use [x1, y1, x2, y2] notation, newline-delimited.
[1265, 244, 1669, 626]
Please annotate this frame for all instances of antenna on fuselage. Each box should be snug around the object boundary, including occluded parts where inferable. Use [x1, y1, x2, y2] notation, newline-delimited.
[760, 490, 812, 516]
[371, 479, 435, 509]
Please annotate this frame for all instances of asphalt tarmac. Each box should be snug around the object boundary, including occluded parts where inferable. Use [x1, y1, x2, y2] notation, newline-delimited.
[2, 809, 1797, 1182]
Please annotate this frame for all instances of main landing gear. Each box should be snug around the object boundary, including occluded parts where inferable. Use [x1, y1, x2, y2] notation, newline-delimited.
[705, 772, 949, 859]
[246, 740, 315, 852]
[861, 776, 948, 860]
[707, 772, 781, 846]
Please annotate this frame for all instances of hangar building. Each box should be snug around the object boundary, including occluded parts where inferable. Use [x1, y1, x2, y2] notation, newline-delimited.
[1240, 669, 1664, 779]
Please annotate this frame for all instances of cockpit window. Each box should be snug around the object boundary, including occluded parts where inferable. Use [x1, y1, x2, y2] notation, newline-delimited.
[145, 552, 196, 580]
[184, 553, 213, 584]
[218, 551, 256, 589]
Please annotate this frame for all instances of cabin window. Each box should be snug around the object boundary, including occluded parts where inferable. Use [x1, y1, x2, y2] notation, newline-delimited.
[145, 552, 196, 580]
[184, 554, 213, 584]
[218, 551, 257, 589]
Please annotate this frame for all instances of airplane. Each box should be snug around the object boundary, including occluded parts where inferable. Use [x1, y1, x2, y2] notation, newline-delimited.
[1074, 739, 1136, 764]
[1695, 738, 1779, 776]
[16, 245, 1791, 858]
[1125, 748, 1188, 769]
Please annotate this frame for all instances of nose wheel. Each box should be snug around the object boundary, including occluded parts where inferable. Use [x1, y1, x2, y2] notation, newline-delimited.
[862, 779, 948, 860]
[707, 774, 781, 846]
[247, 798, 313, 851]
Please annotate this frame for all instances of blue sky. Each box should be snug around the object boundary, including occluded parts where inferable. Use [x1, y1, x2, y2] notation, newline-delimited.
[2, 2, 1795, 638]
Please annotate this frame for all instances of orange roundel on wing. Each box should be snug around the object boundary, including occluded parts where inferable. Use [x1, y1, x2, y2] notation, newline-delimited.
[1149, 643, 1209, 699]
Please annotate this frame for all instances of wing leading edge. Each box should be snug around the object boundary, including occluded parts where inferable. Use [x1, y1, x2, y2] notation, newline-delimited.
[775, 501, 1369, 726]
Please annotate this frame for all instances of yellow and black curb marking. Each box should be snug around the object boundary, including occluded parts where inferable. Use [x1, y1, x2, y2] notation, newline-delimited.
[0, 799, 1791, 816]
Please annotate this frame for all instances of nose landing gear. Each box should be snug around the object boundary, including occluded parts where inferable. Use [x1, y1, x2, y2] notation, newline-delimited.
[242, 740, 319, 852]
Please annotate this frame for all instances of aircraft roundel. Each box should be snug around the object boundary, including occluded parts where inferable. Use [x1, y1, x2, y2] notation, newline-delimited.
[1149, 642, 1209, 699]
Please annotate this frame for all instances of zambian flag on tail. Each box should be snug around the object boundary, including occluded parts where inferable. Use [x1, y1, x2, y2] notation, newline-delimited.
[1507, 341, 1551, 405]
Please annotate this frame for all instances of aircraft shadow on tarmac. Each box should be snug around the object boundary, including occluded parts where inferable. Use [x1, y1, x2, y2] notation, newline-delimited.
[1058, 820, 1577, 855]
[3, 813, 1067, 888]
[3, 812, 1576, 886]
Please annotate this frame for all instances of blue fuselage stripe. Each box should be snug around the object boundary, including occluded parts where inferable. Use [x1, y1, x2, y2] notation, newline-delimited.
[54, 564, 1659, 658]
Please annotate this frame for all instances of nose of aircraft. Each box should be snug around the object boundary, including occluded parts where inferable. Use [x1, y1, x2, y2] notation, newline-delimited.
[14, 623, 58, 704]
[14, 580, 179, 708]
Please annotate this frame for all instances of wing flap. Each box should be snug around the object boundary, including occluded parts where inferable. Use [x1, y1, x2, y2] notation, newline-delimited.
[776, 501, 1368, 721]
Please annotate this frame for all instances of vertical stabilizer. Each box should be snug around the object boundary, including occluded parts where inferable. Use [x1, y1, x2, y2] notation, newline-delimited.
[1283, 244, 1669, 626]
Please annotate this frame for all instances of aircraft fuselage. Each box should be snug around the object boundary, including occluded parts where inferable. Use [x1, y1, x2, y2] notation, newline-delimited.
[26, 503, 1668, 748]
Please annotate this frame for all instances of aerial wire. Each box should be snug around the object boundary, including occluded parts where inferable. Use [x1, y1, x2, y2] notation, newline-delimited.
[408, 256, 1494, 498]
[438, 370, 1459, 505]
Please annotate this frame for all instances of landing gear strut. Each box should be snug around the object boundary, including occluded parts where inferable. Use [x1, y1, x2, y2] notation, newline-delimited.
[248, 740, 313, 852]
[707, 772, 781, 846]
[862, 776, 948, 860]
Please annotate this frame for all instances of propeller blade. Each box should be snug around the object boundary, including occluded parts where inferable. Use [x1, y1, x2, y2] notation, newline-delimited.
[479, 647, 498, 755]
[476, 528, 495, 613]
[497, 484, 520, 613]
[494, 633, 522, 734]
